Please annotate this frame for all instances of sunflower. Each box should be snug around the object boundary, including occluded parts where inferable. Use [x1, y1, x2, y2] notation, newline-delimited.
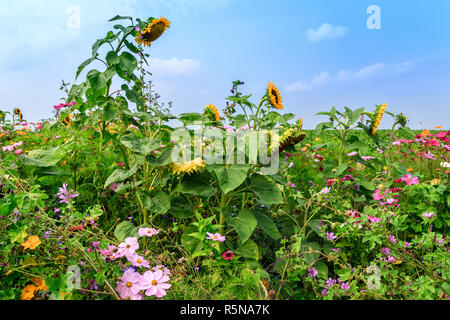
[204, 104, 220, 122]
[14, 108, 23, 121]
[62, 114, 73, 127]
[269, 128, 305, 154]
[370, 104, 387, 135]
[171, 157, 206, 175]
[135, 17, 171, 46]
[297, 118, 303, 132]
[267, 82, 283, 110]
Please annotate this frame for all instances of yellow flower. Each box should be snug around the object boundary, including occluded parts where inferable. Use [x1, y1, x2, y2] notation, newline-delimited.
[314, 137, 320, 142]
[32, 278, 48, 291]
[267, 82, 283, 110]
[171, 158, 206, 175]
[21, 285, 36, 300]
[14, 108, 23, 121]
[21, 235, 41, 250]
[135, 17, 171, 46]
[371, 104, 387, 135]
[430, 179, 441, 186]
[301, 147, 308, 152]
[298, 118, 303, 132]
[61, 291, 73, 300]
[204, 104, 220, 122]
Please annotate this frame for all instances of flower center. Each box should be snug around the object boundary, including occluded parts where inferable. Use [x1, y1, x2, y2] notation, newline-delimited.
[126, 244, 130, 248]
[147, 230, 152, 233]
[213, 235, 218, 239]
[137, 259, 142, 263]
[152, 280, 158, 286]
[126, 282, 132, 288]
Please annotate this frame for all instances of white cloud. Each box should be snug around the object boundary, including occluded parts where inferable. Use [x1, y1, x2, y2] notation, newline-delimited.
[286, 61, 415, 92]
[149, 58, 201, 76]
[305, 23, 348, 42]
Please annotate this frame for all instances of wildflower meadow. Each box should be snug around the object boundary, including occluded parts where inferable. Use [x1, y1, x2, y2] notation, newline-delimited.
[0, 12, 448, 304]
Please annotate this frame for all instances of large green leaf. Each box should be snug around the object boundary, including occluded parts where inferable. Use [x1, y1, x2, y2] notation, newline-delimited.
[253, 211, 281, 240]
[22, 147, 63, 167]
[234, 209, 258, 243]
[104, 162, 142, 188]
[114, 221, 138, 242]
[176, 174, 215, 197]
[208, 164, 249, 194]
[249, 174, 283, 205]
[120, 134, 161, 155]
[170, 196, 195, 218]
[235, 239, 259, 260]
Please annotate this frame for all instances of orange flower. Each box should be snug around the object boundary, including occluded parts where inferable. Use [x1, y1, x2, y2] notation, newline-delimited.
[21, 284, 36, 300]
[21, 235, 41, 250]
[420, 129, 431, 137]
[407, 168, 414, 173]
[32, 278, 48, 291]
[61, 292, 73, 300]
[434, 125, 442, 129]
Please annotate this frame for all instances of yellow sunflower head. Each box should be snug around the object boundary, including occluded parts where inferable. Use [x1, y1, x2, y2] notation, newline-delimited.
[135, 17, 171, 46]
[203, 104, 221, 122]
[267, 82, 283, 110]
[370, 103, 387, 135]
[171, 158, 206, 175]
[62, 114, 73, 127]
[14, 108, 23, 121]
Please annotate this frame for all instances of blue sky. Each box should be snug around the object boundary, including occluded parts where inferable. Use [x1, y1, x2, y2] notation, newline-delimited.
[1, 0, 449, 129]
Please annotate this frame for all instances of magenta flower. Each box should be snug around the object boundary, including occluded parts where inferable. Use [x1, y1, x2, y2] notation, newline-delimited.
[373, 189, 384, 201]
[141, 270, 171, 298]
[389, 235, 397, 243]
[362, 156, 375, 161]
[422, 211, 435, 219]
[381, 247, 390, 256]
[57, 183, 79, 204]
[307, 267, 318, 279]
[401, 174, 419, 186]
[340, 282, 350, 291]
[205, 232, 225, 242]
[109, 183, 121, 192]
[321, 289, 328, 296]
[325, 278, 337, 288]
[387, 256, 396, 263]
[347, 151, 357, 157]
[117, 237, 139, 258]
[115, 269, 144, 300]
[423, 151, 436, 160]
[320, 187, 331, 195]
[326, 232, 337, 241]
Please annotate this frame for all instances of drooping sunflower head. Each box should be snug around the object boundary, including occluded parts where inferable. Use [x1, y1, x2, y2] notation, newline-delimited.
[14, 108, 23, 121]
[135, 17, 171, 46]
[203, 104, 221, 123]
[62, 114, 73, 127]
[370, 103, 387, 135]
[171, 157, 206, 175]
[267, 82, 283, 110]
[297, 118, 303, 132]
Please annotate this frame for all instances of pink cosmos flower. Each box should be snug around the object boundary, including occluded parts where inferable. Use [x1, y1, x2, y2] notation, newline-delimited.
[141, 270, 171, 298]
[387, 256, 396, 263]
[288, 162, 294, 168]
[347, 151, 357, 157]
[362, 156, 375, 161]
[422, 211, 435, 219]
[206, 232, 225, 242]
[138, 227, 159, 237]
[129, 254, 150, 268]
[373, 189, 384, 201]
[117, 237, 139, 258]
[115, 269, 144, 300]
[401, 174, 419, 186]
[152, 265, 171, 276]
[423, 151, 436, 160]
[14, 148, 22, 155]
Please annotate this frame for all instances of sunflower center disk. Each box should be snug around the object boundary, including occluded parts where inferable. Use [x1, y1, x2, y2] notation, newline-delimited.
[143, 22, 166, 42]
